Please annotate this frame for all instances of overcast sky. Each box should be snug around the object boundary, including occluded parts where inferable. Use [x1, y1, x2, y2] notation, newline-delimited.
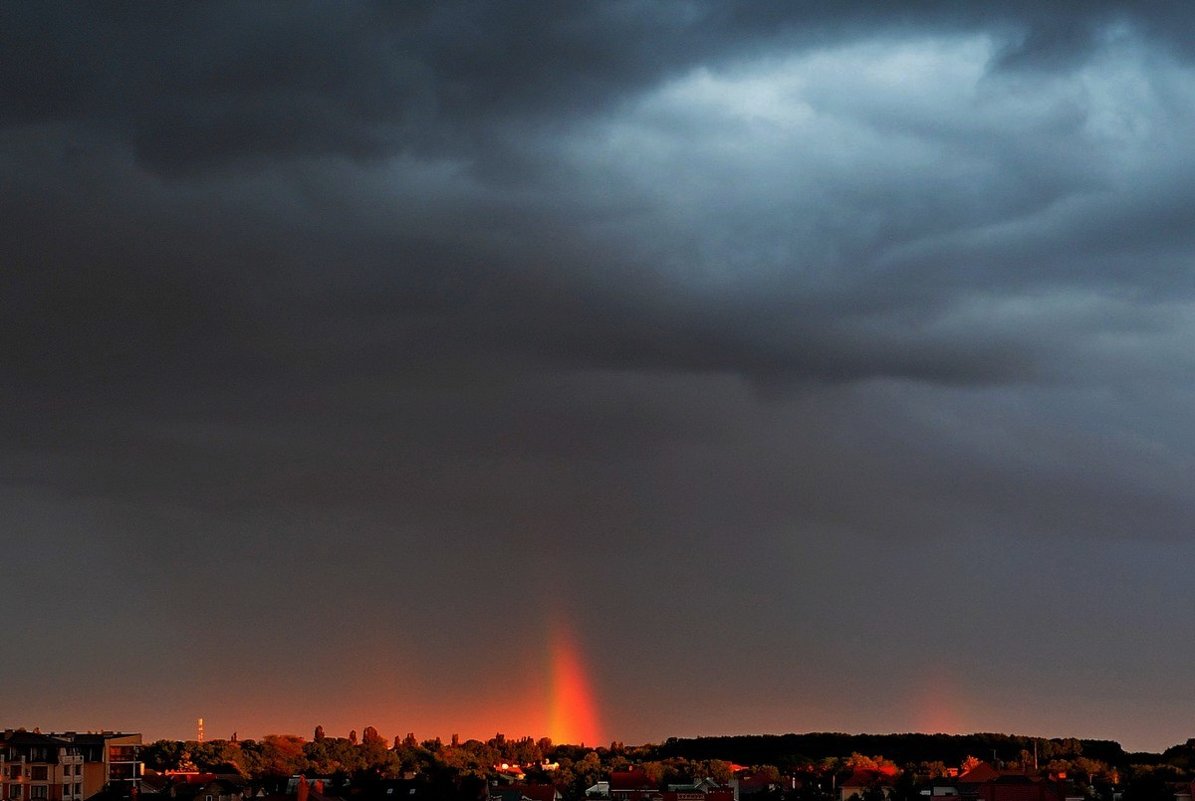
[4, 2, 1195, 753]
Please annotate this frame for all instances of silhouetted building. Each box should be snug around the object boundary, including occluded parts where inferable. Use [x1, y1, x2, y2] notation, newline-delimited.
[0, 731, 85, 801]
[489, 785, 561, 801]
[973, 776, 1062, 801]
[1, 730, 142, 801]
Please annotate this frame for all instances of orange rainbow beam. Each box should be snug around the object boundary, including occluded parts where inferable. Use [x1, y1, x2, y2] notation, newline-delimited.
[547, 621, 601, 746]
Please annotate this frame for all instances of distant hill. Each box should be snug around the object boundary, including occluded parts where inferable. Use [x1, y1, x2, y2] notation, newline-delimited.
[655, 733, 1138, 768]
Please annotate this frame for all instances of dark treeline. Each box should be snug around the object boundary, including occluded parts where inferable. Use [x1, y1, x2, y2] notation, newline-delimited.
[139, 729, 1195, 801]
[658, 733, 1132, 770]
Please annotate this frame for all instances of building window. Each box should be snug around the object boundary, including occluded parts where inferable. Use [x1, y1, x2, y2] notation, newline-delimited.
[30, 768, 48, 782]
[108, 765, 135, 782]
[74, 784, 81, 796]
[31, 787, 48, 799]
[108, 748, 137, 763]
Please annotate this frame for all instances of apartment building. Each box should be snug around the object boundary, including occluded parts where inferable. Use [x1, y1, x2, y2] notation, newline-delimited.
[0, 731, 141, 801]
[0, 731, 85, 801]
[60, 733, 142, 796]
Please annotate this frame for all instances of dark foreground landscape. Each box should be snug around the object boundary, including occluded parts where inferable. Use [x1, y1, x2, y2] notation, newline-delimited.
[9, 727, 1195, 801]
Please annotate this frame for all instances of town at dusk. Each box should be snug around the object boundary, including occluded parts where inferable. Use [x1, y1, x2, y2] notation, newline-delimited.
[4, 2, 1195, 801]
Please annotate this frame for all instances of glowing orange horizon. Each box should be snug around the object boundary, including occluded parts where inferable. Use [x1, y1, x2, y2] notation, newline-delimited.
[911, 666, 968, 735]
[145, 618, 605, 746]
[547, 621, 601, 746]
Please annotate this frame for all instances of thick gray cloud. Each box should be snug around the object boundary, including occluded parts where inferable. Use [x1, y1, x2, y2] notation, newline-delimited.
[3, 2, 1195, 751]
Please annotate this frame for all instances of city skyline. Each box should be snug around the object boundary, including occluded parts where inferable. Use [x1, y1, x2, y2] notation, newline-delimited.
[5, 3, 1195, 755]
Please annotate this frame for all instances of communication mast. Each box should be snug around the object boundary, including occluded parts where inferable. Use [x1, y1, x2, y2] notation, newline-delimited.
[197, 718, 205, 743]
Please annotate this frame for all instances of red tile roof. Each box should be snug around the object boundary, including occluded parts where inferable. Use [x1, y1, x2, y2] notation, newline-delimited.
[959, 764, 1002, 784]
[610, 771, 655, 791]
[504, 784, 558, 801]
[842, 770, 894, 788]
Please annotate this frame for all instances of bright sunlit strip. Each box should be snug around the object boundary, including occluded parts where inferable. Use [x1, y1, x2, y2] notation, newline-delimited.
[548, 620, 601, 746]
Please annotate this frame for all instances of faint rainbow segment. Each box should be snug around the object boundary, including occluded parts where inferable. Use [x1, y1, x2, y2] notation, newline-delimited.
[910, 665, 967, 735]
[547, 621, 601, 746]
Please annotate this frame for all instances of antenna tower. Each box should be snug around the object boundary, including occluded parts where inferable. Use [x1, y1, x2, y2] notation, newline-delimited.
[197, 717, 204, 743]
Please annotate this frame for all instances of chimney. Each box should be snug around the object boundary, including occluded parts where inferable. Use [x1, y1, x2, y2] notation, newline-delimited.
[297, 777, 309, 801]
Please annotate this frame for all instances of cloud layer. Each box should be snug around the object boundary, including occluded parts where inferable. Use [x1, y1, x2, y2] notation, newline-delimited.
[4, 2, 1195, 751]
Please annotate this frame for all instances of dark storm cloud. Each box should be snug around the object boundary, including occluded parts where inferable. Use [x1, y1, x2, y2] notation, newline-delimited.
[6, 2, 1195, 170]
[5, 1, 1194, 532]
[5, 1, 1195, 750]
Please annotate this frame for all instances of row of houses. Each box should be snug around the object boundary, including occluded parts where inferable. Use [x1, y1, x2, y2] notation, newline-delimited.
[909, 763, 1071, 801]
[835, 764, 1073, 801]
[136, 773, 339, 801]
[842, 763, 1195, 801]
[577, 768, 781, 801]
[495, 761, 1195, 801]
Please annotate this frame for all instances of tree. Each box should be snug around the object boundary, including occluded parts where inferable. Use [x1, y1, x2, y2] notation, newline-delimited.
[259, 734, 307, 781]
[847, 754, 882, 771]
[360, 728, 396, 776]
[305, 736, 367, 776]
[314, 726, 325, 742]
[919, 762, 949, 780]
[192, 739, 247, 776]
[349, 730, 358, 746]
[140, 741, 186, 772]
[642, 762, 666, 787]
[753, 765, 781, 783]
[575, 752, 603, 790]
[699, 760, 733, 784]
[1074, 757, 1110, 779]
[891, 768, 919, 801]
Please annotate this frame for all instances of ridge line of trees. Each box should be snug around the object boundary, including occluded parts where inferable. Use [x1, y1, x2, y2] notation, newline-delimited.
[139, 730, 1195, 801]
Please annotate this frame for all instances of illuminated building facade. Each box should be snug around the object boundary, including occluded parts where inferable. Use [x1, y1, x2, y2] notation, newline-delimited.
[0, 731, 141, 801]
[0, 732, 85, 801]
